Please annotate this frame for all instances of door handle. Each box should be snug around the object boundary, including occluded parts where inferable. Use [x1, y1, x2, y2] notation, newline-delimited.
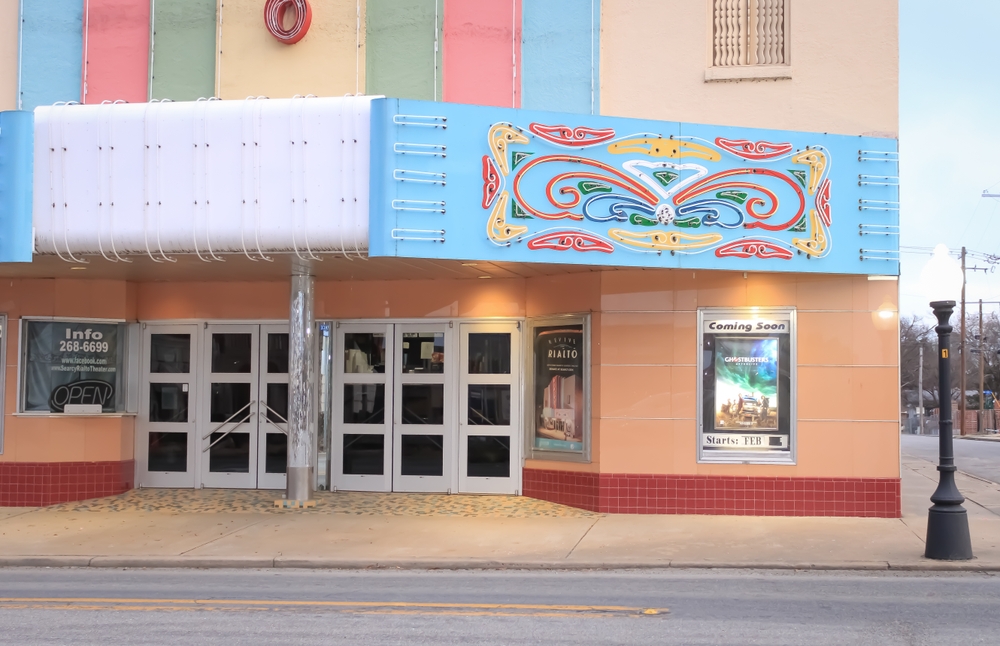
[203, 399, 256, 451]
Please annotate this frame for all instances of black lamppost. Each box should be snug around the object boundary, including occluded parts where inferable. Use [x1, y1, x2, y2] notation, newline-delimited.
[923, 245, 973, 560]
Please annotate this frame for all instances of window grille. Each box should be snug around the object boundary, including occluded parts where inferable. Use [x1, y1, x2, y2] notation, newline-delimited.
[712, 0, 786, 67]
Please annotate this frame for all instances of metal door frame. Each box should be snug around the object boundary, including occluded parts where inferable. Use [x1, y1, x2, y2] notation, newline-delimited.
[136, 324, 199, 488]
[199, 324, 261, 489]
[458, 322, 522, 495]
[257, 323, 290, 490]
[331, 322, 394, 492]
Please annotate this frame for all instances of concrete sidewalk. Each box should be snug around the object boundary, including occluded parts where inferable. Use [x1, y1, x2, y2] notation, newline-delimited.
[3, 454, 1000, 571]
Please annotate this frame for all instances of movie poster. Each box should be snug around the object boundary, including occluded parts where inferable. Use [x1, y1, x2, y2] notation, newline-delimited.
[699, 311, 794, 463]
[533, 325, 585, 452]
[713, 338, 778, 431]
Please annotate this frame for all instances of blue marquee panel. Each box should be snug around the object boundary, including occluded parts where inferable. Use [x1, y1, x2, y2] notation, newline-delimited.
[0, 111, 34, 262]
[368, 99, 899, 275]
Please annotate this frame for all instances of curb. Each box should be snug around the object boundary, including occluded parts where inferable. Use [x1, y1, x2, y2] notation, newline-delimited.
[1, 556, 998, 572]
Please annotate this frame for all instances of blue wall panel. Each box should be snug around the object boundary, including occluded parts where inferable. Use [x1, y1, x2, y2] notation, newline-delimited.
[19, 0, 84, 110]
[521, 0, 599, 115]
[0, 111, 34, 262]
[369, 99, 899, 276]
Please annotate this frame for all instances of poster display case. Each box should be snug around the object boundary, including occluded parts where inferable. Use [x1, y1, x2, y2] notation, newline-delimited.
[526, 315, 591, 462]
[698, 308, 796, 464]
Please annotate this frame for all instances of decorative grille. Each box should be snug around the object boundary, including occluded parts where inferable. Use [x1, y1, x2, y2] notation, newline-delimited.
[712, 0, 786, 67]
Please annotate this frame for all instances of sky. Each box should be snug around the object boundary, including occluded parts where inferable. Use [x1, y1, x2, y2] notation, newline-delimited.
[899, 0, 1000, 317]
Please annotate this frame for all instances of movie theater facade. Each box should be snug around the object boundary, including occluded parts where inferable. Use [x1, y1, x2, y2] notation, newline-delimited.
[0, 94, 901, 515]
[0, 1, 901, 516]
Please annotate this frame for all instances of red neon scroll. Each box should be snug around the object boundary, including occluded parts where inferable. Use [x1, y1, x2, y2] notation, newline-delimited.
[482, 155, 501, 209]
[673, 168, 806, 232]
[715, 137, 793, 160]
[512, 155, 659, 221]
[264, 0, 312, 45]
[529, 123, 616, 147]
[816, 178, 831, 226]
[526, 231, 614, 253]
[715, 239, 794, 260]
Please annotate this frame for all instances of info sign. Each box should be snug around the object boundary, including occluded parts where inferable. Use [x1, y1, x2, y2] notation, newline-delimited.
[21, 320, 125, 413]
[529, 318, 590, 457]
[698, 309, 795, 464]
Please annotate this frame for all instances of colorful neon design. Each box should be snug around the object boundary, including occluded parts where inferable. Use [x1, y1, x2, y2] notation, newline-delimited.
[489, 123, 529, 176]
[817, 178, 831, 227]
[264, 0, 312, 45]
[607, 229, 723, 252]
[791, 149, 826, 196]
[528, 123, 616, 147]
[715, 239, 796, 260]
[486, 192, 528, 245]
[715, 137, 794, 160]
[512, 155, 659, 221]
[482, 155, 500, 209]
[480, 122, 835, 261]
[526, 230, 615, 253]
[608, 137, 721, 161]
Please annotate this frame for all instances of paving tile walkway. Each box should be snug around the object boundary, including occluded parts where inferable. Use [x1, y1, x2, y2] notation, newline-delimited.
[40, 488, 598, 518]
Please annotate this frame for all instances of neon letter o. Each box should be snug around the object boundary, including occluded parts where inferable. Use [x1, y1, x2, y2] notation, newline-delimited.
[264, 0, 312, 45]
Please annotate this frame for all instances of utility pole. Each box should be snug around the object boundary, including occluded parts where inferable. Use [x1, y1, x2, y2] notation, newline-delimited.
[980, 299, 986, 435]
[960, 247, 967, 436]
[918, 344, 925, 434]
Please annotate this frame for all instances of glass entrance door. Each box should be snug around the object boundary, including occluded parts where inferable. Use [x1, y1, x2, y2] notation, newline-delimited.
[392, 324, 453, 493]
[257, 324, 290, 490]
[201, 325, 260, 489]
[459, 323, 520, 494]
[332, 323, 393, 492]
[137, 325, 198, 488]
[198, 324, 290, 489]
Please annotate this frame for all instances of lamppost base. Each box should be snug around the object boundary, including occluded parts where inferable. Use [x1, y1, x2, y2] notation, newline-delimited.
[925, 506, 973, 560]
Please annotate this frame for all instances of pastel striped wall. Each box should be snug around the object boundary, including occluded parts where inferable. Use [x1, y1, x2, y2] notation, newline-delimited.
[521, 0, 599, 114]
[82, 0, 151, 104]
[7, 0, 602, 111]
[442, 0, 521, 108]
[149, 0, 216, 101]
[19, 0, 84, 110]
[366, 0, 441, 101]
[0, 0, 18, 111]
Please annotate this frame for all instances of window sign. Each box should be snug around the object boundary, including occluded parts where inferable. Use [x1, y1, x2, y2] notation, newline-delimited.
[698, 308, 796, 464]
[21, 320, 126, 414]
[528, 316, 590, 460]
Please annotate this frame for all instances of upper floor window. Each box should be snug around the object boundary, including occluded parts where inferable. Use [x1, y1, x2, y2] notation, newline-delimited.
[712, 0, 787, 67]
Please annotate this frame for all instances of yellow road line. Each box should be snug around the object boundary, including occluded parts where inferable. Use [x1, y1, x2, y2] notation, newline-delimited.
[0, 597, 667, 617]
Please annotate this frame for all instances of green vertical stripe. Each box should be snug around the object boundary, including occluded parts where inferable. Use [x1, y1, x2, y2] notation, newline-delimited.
[366, 0, 442, 101]
[150, 0, 216, 101]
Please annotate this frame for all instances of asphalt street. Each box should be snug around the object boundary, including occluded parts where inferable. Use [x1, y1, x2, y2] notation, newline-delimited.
[902, 434, 1000, 484]
[1, 568, 1000, 645]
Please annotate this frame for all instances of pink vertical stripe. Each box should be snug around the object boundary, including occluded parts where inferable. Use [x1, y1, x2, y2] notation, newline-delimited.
[443, 0, 521, 108]
[81, 0, 151, 104]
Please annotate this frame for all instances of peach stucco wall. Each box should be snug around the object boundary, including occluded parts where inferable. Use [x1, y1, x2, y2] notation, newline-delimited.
[0, 272, 898, 482]
[0, 279, 136, 464]
[600, 0, 898, 136]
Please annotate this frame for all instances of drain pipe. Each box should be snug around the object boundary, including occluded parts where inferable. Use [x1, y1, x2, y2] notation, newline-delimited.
[286, 258, 315, 502]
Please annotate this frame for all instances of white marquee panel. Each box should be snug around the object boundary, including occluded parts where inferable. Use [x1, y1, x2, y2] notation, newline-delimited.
[33, 96, 373, 261]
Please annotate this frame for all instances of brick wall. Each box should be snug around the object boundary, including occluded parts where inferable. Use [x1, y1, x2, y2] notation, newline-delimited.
[0, 460, 134, 506]
[523, 468, 901, 517]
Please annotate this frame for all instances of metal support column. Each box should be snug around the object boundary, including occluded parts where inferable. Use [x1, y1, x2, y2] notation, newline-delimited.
[287, 262, 315, 502]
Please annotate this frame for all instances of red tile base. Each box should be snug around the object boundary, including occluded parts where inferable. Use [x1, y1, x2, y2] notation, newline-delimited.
[523, 469, 901, 518]
[0, 460, 134, 506]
